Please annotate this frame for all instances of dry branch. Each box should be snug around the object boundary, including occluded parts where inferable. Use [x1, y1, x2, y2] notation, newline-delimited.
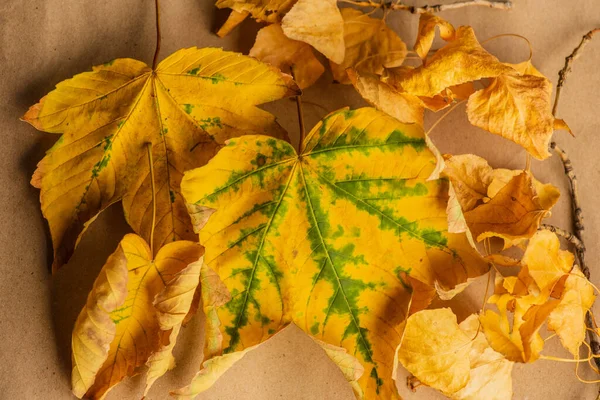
[550, 28, 600, 371]
[339, 0, 512, 13]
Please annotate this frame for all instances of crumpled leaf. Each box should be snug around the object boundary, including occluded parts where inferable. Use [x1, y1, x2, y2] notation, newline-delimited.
[216, 10, 249, 37]
[414, 13, 455, 60]
[452, 315, 514, 400]
[215, 0, 296, 24]
[145, 257, 204, 395]
[71, 234, 203, 399]
[281, 0, 345, 64]
[23, 47, 298, 271]
[250, 24, 325, 89]
[464, 171, 557, 242]
[347, 69, 424, 125]
[178, 107, 487, 399]
[466, 73, 555, 159]
[442, 154, 494, 212]
[393, 26, 513, 97]
[547, 266, 596, 356]
[331, 8, 406, 84]
[396, 308, 472, 395]
[522, 230, 574, 291]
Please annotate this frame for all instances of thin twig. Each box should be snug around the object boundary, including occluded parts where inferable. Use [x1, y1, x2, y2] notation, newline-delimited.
[553, 29, 600, 115]
[549, 29, 600, 371]
[291, 67, 305, 153]
[540, 224, 584, 251]
[146, 143, 157, 255]
[152, 0, 162, 69]
[338, 0, 512, 13]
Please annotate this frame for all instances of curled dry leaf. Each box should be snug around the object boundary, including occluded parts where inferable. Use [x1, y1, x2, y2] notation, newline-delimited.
[281, 0, 345, 64]
[393, 26, 513, 97]
[215, 0, 296, 24]
[178, 107, 487, 399]
[216, 10, 249, 38]
[414, 12, 456, 60]
[347, 69, 424, 125]
[331, 8, 406, 84]
[464, 171, 558, 243]
[23, 48, 298, 271]
[71, 234, 203, 399]
[547, 266, 596, 356]
[250, 24, 325, 89]
[452, 315, 514, 400]
[522, 230, 574, 292]
[467, 73, 555, 159]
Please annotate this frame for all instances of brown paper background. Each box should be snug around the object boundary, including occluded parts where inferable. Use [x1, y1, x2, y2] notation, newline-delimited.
[1, 0, 600, 399]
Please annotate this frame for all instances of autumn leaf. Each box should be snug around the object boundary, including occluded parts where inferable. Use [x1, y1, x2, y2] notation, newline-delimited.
[281, 0, 345, 64]
[215, 0, 296, 24]
[464, 171, 557, 243]
[414, 13, 456, 60]
[347, 69, 424, 125]
[250, 24, 325, 89]
[442, 154, 494, 212]
[467, 73, 555, 159]
[23, 47, 298, 271]
[522, 230, 574, 292]
[71, 234, 203, 399]
[216, 10, 250, 37]
[453, 315, 514, 400]
[331, 8, 406, 84]
[178, 107, 487, 399]
[397, 308, 472, 395]
[393, 26, 514, 97]
[547, 266, 596, 356]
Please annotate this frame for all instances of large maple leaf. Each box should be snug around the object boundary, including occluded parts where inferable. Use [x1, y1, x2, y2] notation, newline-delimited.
[176, 107, 488, 399]
[23, 47, 298, 271]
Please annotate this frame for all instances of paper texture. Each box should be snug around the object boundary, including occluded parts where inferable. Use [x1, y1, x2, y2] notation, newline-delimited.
[1, 0, 599, 398]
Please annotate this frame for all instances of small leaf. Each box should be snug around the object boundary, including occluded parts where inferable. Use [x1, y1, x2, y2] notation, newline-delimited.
[216, 10, 249, 37]
[347, 69, 424, 125]
[547, 266, 596, 355]
[281, 0, 345, 64]
[331, 8, 406, 84]
[215, 0, 296, 23]
[464, 172, 557, 243]
[393, 26, 513, 97]
[71, 234, 203, 399]
[467, 73, 555, 159]
[250, 24, 325, 89]
[396, 308, 472, 395]
[414, 13, 455, 60]
[522, 230, 574, 291]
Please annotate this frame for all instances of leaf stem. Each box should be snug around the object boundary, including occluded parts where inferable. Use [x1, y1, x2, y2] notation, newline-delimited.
[146, 143, 157, 255]
[152, 0, 162, 70]
[291, 67, 305, 153]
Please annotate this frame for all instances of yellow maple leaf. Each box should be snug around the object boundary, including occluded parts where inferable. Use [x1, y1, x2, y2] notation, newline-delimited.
[177, 107, 487, 399]
[331, 8, 406, 84]
[396, 308, 472, 395]
[250, 24, 325, 89]
[442, 154, 494, 212]
[547, 266, 596, 356]
[71, 234, 203, 399]
[394, 26, 513, 97]
[281, 0, 345, 64]
[23, 48, 298, 271]
[414, 13, 456, 60]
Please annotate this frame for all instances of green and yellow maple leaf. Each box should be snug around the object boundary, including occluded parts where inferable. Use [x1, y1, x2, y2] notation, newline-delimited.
[176, 107, 488, 399]
[23, 47, 298, 271]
